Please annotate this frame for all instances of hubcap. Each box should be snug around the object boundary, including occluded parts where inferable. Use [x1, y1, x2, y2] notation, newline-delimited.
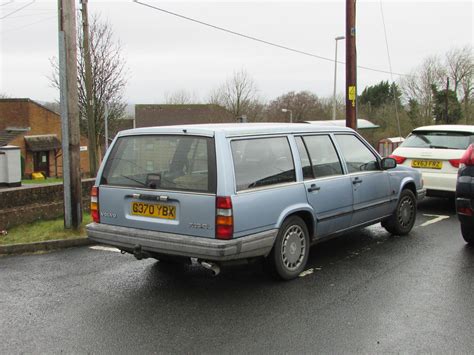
[281, 225, 306, 271]
[398, 196, 414, 228]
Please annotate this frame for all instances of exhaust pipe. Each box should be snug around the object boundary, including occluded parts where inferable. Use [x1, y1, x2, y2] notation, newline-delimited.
[200, 260, 220, 276]
[132, 245, 150, 260]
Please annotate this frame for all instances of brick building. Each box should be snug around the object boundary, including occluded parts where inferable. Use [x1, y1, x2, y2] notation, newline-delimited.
[135, 104, 235, 127]
[0, 98, 90, 178]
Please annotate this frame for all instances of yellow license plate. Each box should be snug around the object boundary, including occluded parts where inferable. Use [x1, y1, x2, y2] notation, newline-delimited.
[411, 160, 443, 169]
[131, 202, 176, 220]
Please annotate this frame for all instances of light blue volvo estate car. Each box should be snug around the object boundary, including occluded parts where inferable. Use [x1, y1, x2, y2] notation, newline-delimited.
[87, 123, 425, 280]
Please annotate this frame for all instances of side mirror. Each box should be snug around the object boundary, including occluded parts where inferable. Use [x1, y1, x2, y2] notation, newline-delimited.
[381, 157, 397, 170]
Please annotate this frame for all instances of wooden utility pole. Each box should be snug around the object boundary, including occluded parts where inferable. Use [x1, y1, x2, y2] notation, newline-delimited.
[346, 0, 357, 130]
[81, 0, 98, 177]
[58, 0, 82, 229]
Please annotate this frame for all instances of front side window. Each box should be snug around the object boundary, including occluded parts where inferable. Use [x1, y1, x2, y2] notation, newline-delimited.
[231, 137, 296, 191]
[400, 131, 473, 150]
[101, 135, 216, 193]
[301, 135, 343, 178]
[335, 134, 379, 173]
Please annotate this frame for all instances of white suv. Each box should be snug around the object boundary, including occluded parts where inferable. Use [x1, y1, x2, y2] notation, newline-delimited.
[390, 125, 474, 197]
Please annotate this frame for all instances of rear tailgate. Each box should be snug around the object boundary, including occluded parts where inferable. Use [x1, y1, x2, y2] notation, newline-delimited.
[98, 186, 216, 238]
[97, 134, 217, 238]
[394, 147, 464, 174]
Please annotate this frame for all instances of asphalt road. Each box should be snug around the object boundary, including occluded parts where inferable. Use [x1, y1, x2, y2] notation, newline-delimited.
[1, 197, 473, 354]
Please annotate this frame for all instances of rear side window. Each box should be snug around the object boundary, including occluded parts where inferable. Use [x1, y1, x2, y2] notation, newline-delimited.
[101, 135, 216, 193]
[300, 135, 343, 178]
[335, 134, 379, 173]
[231, 137, 296, 191]
[295, 137, 313, 180]
[400, 131, 473, 150]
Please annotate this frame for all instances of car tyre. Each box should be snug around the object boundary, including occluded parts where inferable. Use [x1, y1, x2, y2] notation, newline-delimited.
[382, 189, 417, 236]
[266, 216, 310, 280]
[461, 224, 474, 244]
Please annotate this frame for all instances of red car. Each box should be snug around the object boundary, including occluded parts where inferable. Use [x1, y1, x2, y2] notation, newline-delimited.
[456, 144, 474, 244]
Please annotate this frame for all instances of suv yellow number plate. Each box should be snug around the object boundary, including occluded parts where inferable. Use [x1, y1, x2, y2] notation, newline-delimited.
[411, 160, 442, 169]
[131, 202, 176, 220]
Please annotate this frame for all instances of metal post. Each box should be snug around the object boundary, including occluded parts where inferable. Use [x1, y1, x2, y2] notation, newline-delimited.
[445, 77, 449, 124]
[332, 36, 345, 120]
[346, 0, 357, 130]
[81, 0, 98, 176]
[104, 103, 109, 151]
[282, 109, 293, 123]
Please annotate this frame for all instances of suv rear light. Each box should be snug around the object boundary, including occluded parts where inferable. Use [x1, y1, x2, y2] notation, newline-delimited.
[460, 144, 474, 167]
[449, 159, 460, 168]
[91, 186, 100, 223]
[216, 196, 233, 240]
[389, 154, 406, 164]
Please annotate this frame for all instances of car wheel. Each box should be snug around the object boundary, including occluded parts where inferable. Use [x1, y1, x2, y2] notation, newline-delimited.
[461, 224, 474, 244]
[267, 216, 310, 280]
[382, 189, 417, 236]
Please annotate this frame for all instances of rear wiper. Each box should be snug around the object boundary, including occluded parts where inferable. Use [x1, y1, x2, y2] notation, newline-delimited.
[120, 174, 147, 187]
[429, 145, 449, 149]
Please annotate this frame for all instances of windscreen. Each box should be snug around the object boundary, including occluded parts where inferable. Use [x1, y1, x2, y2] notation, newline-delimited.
[400, 131, 473, 150]
[101, 135, 216, 193]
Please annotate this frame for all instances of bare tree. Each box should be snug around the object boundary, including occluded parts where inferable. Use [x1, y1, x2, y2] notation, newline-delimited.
[400, 56, 445, 125]
[50, 15, 128, 163]
[445, 46, 473, 124]
[164, 89, 199, 104]
[445, 46, 472, 94]
[265, 91, 327, 122]
[208, 69, 262, 120]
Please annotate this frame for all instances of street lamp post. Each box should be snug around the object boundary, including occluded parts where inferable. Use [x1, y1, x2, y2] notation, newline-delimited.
[332, 35, 345, 120]
[281, 108, 293, 123]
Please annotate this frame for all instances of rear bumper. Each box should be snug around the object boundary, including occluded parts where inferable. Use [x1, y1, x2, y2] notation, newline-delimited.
[417, 188, 427, 201]
[456, 198, 474, 225]
[86, 223, 278, 262]
[422, 171, 457, 192]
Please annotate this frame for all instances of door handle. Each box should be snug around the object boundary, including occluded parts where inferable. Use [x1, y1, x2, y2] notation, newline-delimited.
[307, 184, 321, 192]
[352, 177, 363, 185]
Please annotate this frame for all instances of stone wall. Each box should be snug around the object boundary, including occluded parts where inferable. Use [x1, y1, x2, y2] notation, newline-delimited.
[0, 178, 95, 230]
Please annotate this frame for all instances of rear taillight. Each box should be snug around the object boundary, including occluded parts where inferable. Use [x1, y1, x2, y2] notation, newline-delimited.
[389, 154, 406, 164]
[216, 196, 233, 240]
[449, 159, 460, 168]
[457, 206, 473, 216]
[91, 186, 100, 223]
[460, 144, 474, 167]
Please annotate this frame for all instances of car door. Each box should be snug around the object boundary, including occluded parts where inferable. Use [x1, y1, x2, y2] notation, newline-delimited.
[295, 135, 353, 238]
[333, 134, 392, 227]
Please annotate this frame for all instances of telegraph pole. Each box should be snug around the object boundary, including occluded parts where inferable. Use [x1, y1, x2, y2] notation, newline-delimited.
[58, 0, 82, 229]
[346, 0, 357, 130]
[81, 0, 98, 176]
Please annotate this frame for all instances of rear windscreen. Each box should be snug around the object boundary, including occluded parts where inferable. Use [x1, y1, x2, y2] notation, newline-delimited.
[400, 131, 474, 150]
[101, 135, 216, 193]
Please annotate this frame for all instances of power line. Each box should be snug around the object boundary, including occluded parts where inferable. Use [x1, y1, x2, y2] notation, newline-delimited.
[379, 0, 402, 137]
[0, 1, 14, 7]
[132, 0, 407, 77]
[0, 14, 54, 34]
[0, 0, 35, 20]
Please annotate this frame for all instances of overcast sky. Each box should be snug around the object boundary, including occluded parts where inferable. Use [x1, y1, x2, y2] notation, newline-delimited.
[0, 0, 472, 105]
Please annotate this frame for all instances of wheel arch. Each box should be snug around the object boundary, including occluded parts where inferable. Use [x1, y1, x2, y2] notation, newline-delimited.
[276, 205, 315, 239]
[400, 179, 417, 197]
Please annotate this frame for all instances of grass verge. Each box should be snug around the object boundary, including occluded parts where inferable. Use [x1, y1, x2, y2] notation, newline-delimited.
[0, 213, 92, 246]
[22, 178, 63, 185]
